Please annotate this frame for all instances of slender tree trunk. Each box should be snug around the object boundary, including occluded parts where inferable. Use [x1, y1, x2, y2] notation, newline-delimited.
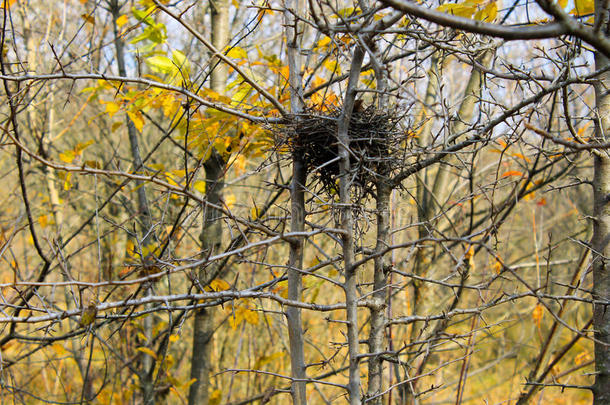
[188, 0, 229, 403]
[189, 153, 224, 405]
[284, 0, 308, 402]
[338, 45, 366, 405]
[109, 2, 155, 403]
[592, 5, 610, 400]
[364, 40, 391, 404]
[366, 182, 390, 404]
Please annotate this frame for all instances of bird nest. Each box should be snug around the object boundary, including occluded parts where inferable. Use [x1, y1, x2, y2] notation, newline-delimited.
[280, 105, 402, 196]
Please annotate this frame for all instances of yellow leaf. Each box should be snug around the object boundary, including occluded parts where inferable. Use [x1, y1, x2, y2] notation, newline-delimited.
[437, 2, 477, 18]
[51, 343, 68, 356]
[79, 0, 87, 3]
[111, 121, 123, 132]
[226, 46, 247, 59]
[126, 239, 136, 257]
[200, 87, 232, 104]
[116, 14, 129, 27]
[146, 55, 175, 74]
[209, 279, 230, 291]
[571, 0, 594, 15]
[323, 59, 341, 74]
[64, 172, 72, 190]
[336, 7, 360, 17]
[474, 1, 497, 22]
[38, 214, 48, 228]
[193, 180, 206, 194]
[81, 13, 95, 25]
[2, 0, 17, 9]
[59, 150, 75, 163]
[315, 37, 331, 50]
[523, 181, 536, 201]
[75, 140, 95, 153]
[464, 246, 475, 268]
[228, 311, 244, 330]
[557, 0, 568, 9]
[127, 111, 144, 132]
[574, 351, 591, 365]
[209, 389, 222, 405]
[532, 304, 544, 328]
[492, 257, 503, 274]
[225, 193, 236, 209]
[243, 308, 259, 325]
[136, 346, 158, 359]
[169, 334, 179, 343]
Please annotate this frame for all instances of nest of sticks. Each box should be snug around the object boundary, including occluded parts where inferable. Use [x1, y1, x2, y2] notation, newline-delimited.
[282, 104, 402, 196]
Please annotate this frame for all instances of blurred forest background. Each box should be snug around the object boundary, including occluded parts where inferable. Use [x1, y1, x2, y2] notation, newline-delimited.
[0, 0, 608, 404]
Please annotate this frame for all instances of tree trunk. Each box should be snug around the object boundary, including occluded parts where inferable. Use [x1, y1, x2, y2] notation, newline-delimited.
[284, 0, 308, 402]
[188, 0, 229, 403]
[338, 45, 366, 405]
[593, 5, 610, 400]
[110, 1, 155, 402]
[366, 182, 390, 404]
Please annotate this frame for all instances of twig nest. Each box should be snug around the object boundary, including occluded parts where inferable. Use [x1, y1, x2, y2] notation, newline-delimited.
[283, 104, 401, 196]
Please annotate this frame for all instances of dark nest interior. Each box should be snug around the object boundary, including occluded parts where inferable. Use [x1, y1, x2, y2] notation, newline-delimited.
[281, 104, 404, 197]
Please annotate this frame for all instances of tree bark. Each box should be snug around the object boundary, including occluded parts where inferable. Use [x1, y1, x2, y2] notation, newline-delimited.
[366, 182, 390, 404]
[338, 45, 366, 405]
[593, 4, 610, 400]
[188, 0, 229, 403]
[284, 0, 308, 402]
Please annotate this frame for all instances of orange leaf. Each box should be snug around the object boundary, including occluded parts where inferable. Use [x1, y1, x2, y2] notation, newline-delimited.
[501, 171, 523, 178]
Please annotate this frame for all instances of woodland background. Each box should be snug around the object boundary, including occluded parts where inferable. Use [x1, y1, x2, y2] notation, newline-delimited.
[0, 0, 608, 404]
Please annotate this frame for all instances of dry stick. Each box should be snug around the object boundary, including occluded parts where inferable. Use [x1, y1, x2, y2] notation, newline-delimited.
[284, 0, 308, 403]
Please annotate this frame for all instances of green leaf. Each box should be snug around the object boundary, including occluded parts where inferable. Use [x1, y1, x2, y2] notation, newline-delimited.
[131, 6, 156, 26]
